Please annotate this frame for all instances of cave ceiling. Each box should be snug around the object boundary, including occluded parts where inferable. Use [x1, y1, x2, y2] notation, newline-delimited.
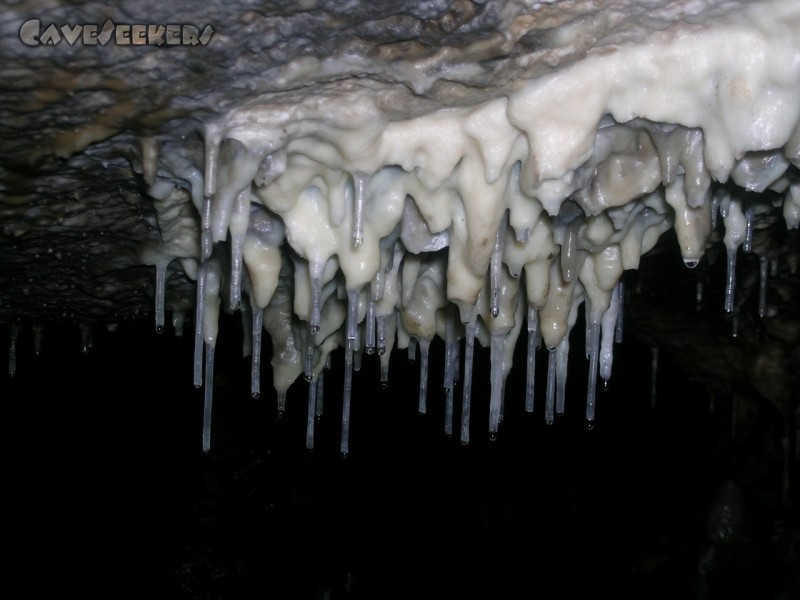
[0, 0, 798, 430]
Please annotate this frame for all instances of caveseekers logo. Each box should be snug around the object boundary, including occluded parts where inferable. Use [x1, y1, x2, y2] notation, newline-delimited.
[19, 19, 214, 46]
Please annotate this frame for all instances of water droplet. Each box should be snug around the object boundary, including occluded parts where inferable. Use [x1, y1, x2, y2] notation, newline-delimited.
[380, 381, 388, 389]
[377, 347, 386, 356]
[304, 372, 313, 383]
[491, 307, 499, 318]
[277, 410, 286, 420]
[366, 347, 374, 355]
[555, 411, 564, 418]
[194, 383, 202, 389]
[340, 451, 349, 459]
[545, 418, 554, 426]
[488, 431, 498, 442]
[155, 325, 164, 334]
[251, 392, 260, 400]
[460, 439, 469, 446]
[315, 415, 323, 424]
[602, 379, 609, 391]
[310, 324, 320, 335]
[585, 420, 595, 431]
[683, 258, 699, 269]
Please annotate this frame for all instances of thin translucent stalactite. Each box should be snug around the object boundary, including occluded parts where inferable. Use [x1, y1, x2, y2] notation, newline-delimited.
[251, 306, 263, 399]
[758, 255, 769, 318]
[443, 310, 456, 436]
[489, 333, 504, 439]
[614, 280, 625, 344]
[8, 325, 18, 377]
[696, 275, 704, 311]
[725, 246, 738, 314]
[306, 375, 317, 450]
[305, 274, 323, 381]
[80, 324, 92, 354]
[341, 289, 360, 457]
[743, 204, 754, 254]
[460, 320, 477, 445]
[525, 307, 539, 413]
[193, 264, 206, 388]
[155, 263, 166, 334]
[352, 173, 366, 248]
[272, 393, 285, 420]
[490, 211, 509, 318]
[443, 309, 455, 392]
[418, 338, 431, 415]
[202, 343, 215, 453]
[555, 335, 569, 418]
[408, 336, 417, 362]
[585, 320, 601, 425]
[229, 201, 247, 313]
[32, 324, 43, 357]
[229, 243, 243, 312]
[315, 371, 325, 421]
[545, 347, 557, 425]
[376, 314, 387, 356]
[341, 337, 354, 457]
[380, 350, 390, 388]
[354, 342, 363, 372]
[452, 342, 460, 385]
[650, 346, 659, 410]
[201, 196, 213, 261]
[365, 300, 376, 355]
[304, 340, 316, 382]
[445, 387, 454, 437]
[310, 274, 323, 335]
[600, 283, 620, 385]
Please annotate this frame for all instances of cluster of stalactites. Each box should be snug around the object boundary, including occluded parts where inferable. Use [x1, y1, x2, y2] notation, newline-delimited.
[132, 111, 800, 454]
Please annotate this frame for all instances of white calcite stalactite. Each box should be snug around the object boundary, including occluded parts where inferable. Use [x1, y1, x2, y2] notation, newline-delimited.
[721, 195, 748, 314]
[201, 256, 223, 453]
[600, 282, 622, 385]
[57, 0, 798, 453]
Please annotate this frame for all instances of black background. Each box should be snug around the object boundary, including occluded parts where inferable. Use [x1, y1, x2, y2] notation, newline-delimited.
[4, 302, 791, 599]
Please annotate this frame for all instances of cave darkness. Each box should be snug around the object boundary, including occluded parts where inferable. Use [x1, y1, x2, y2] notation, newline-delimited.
[4, 231, 798, 600]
